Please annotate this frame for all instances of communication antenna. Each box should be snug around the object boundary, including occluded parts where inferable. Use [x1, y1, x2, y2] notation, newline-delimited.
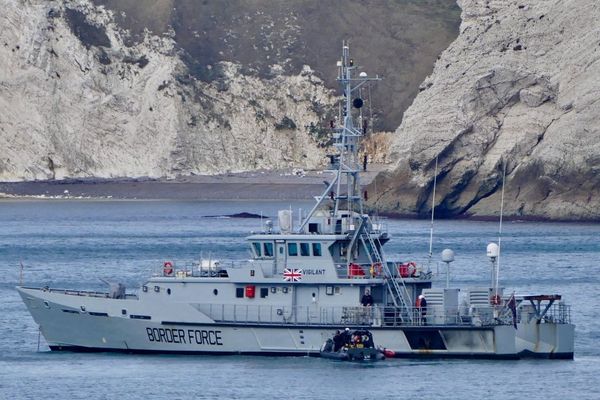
[368, 83, 373, 135]
[298, 41, 381, 231]
[495, 161, 507, 295]
[427, 155, 438, 268]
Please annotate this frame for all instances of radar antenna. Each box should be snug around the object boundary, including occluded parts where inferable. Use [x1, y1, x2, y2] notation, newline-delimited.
[299, 41, 381, 230]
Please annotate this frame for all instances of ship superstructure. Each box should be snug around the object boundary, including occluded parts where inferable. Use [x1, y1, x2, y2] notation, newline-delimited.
[17, 44, 574, 359]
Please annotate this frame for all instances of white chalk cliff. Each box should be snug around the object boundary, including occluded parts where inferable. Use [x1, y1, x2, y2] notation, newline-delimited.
[373, 0, 600, 220]
[0, 0, 334, 181]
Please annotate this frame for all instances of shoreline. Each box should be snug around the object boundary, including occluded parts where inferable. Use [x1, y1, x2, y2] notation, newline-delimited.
[2, 171, 598, 223]
[0, 181, 324, 201]
[0, 170, 339, 202]
[372, 210, 600, 224]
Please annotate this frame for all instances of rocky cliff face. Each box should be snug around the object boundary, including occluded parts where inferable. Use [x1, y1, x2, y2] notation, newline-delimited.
[0, 0, 337, 180]
[372, 0, 600, 220]
[0, 0, 459, 181]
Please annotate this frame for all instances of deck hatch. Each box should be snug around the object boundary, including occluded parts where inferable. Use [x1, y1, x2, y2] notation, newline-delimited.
[404, 330, 447, 350]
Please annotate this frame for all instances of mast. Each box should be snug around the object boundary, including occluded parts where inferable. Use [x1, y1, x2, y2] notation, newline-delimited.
[300, 42, 380, 230]
[427, 155, 438, 268]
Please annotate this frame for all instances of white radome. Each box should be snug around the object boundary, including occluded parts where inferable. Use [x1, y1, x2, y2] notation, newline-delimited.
[441, 248, 455, 263]
[487, 243, 499, 258]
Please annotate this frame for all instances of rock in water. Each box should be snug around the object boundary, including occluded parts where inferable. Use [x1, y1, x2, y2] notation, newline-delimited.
[372, 0, 600, 221]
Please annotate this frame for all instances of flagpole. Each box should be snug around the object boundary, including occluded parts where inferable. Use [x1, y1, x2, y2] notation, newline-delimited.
[19, 260, 24, 286]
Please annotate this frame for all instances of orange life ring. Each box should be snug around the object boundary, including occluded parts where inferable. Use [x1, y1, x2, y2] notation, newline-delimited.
[163, 261, 174, 276]
[370, 262, 382, 277]
[490, 294, 502, 305]
[407, 262, 417, 277]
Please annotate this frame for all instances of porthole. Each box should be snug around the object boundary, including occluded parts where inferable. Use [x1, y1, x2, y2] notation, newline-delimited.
[167, 288, 171, 295]
[142, 285, 148, 292]
[213, 289, 218, 296]
[154, 286, 160, 293]
[43, 301, 50, 309]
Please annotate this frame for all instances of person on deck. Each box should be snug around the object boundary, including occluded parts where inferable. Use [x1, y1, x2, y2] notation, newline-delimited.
[343, 327, 352, 346]
[361, 289, 374, 307]
[416, 294, 428, 325]
[333, 330, 344, 352]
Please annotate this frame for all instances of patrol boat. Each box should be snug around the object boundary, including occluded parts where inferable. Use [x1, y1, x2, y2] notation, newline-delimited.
[17, 43, 574, 359]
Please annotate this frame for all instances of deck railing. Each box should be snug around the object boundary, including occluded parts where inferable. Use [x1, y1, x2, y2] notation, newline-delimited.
[192, 303, 573, 327]
[28, 286, 571, 326]
[25, 287, 138, 300]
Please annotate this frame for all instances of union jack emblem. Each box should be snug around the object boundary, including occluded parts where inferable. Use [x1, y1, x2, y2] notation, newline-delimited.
[283, 268, 303, 282]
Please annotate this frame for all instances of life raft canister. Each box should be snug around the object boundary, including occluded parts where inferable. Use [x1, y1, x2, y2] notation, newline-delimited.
[163, 261, 174, 276]
[399, 261, 417, 278]
[349, 263, 365, 277]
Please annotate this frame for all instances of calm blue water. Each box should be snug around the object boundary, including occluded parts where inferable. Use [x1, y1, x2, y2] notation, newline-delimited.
[1, 200, 599, 399]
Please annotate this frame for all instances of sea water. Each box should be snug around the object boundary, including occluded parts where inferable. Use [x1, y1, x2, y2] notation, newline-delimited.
[0, 200, 598, 400]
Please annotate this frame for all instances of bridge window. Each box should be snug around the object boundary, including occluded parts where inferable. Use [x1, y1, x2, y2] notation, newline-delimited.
[260, 288, 269, 298]
[287, 242, 298, 256]
[263, 242, 274, 257]
[236, 288, 244, 298]
[312, 243, 322, 257]
[252, 242, 262, 257]
[300, 243, 310, 256]
[335, 219, 342, 234]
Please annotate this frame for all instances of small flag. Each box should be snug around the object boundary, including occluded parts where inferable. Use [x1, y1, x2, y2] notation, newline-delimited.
[283, 268, 303, 282]
[508, 293, 517, 329]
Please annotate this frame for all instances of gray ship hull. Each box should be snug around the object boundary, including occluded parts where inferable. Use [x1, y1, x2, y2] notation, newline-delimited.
[18, 287, 574, 359]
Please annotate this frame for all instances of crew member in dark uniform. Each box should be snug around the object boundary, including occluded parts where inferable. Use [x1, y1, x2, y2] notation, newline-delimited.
[417, 294, 428, 325]
[361, 289, 374, 306]
[333, 330, 343, 351]
[343, 327, 352, 346]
